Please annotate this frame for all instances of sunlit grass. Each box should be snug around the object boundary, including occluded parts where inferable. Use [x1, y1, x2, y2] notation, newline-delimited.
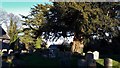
[96, 58, 120, 68]
[0, 51, 3, 56]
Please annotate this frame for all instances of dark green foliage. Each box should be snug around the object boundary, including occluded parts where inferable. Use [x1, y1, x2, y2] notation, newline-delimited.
[8, 19, 18, 48]
[22, 2, 120, 45]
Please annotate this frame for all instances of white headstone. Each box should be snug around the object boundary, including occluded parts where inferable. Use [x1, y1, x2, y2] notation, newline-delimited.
[21, 50, 28, 53]
[8, 49, 13, 54]
[93, 51, 99, 60]
[2, 49, 7, 52]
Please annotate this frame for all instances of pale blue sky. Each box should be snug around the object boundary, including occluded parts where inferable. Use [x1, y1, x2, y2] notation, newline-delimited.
[1, 2, 52, 16]
[1, 0, 50, 2]
[0, 2, 52, 33]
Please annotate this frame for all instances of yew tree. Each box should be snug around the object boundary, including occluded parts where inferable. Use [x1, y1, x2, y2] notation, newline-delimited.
[22, 2, 120, 53]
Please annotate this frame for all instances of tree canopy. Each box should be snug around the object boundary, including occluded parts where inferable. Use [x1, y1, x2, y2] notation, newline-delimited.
[21, 2, 120, 53]
[22, 2, 119, 41]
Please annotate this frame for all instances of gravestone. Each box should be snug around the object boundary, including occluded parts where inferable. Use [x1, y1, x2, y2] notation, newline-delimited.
[8, 49, 13, 54]
[93, 51, 99, 60]
[104, 58, 112, 68]
[85, 51, 96, 68]
[85, 51, 93, 61]
[2, 49, 7, 53]
[21, 50, 28, 53]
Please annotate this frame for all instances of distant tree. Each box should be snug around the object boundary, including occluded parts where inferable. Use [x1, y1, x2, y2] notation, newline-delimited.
[8, 18, 19, 50]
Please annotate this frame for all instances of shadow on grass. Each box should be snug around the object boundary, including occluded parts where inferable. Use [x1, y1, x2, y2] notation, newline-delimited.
[96, 62, 104, 68]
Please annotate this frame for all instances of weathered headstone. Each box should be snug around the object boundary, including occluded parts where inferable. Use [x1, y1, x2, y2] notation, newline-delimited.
[93, 51, 99, 60]
[21, 50, 28, 53]
[85, 51, 96, 68]
[2, 49, 7, 53]
[8, 49, 13, 54]
[104, 58, 112, 68]
[85, 51, 93, 61]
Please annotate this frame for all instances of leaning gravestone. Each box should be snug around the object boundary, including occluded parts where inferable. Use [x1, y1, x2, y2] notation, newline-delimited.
[85, 51, 96, 68]
[93, 51, 99, 60]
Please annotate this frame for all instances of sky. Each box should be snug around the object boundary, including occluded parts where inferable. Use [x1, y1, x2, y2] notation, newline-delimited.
[0, 1, 73, 45]
[1, 2, 52, 16]
[0, 1, 52, 32]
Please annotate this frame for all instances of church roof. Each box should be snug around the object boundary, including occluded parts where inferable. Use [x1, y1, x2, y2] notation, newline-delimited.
[0, 26, 10, 40]
[0, 26, 6, 36]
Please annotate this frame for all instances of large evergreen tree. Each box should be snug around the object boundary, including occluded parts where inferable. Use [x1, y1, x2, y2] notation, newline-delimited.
[22, 2, 120, 53]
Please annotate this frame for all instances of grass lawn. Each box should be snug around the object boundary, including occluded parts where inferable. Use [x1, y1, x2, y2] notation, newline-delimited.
[11, 53, 120, 68]
[96, 56, 120, 68]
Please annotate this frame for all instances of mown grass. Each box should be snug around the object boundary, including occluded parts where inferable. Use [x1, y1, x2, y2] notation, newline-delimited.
[96, 58, 120, 68]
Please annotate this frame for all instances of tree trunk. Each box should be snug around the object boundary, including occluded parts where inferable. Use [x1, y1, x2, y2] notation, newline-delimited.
[71, 37, 84, 54]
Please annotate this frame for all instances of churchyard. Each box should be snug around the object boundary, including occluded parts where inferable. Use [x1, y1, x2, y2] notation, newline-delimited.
[1, 47, 120, 68]
[0, 2, 120, 68]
